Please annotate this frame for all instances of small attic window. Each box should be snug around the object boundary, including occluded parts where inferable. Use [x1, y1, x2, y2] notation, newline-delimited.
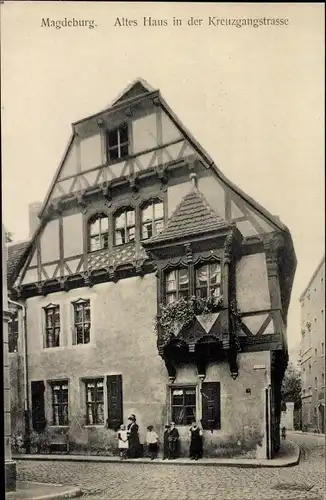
[107, 123, 129, 162]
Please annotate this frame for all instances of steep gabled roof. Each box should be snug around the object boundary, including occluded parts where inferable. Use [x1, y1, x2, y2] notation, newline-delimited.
[145, 185, 230, 246]
[299, 254, 325, 302]
[38, 78, 289, 237]
[108, 78, 155, 107]
[7, 240, 30, 288]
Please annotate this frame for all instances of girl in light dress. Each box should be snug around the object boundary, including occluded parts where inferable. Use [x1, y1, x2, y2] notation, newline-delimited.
[117, 424, 128, 459]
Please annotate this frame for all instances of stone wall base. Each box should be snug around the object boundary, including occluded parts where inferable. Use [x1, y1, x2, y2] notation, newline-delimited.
[5, 460, 16, 492]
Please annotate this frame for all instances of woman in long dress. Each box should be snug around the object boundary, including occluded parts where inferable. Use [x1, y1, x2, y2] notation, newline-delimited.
[189, 420, 203, 460]
[127, 414, 140, 458]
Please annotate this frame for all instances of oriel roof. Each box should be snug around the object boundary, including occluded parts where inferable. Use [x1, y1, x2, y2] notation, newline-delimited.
[145, 185, 230, 246]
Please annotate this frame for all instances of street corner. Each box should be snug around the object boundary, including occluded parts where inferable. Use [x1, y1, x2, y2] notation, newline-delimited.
[5, 481, 82, 500]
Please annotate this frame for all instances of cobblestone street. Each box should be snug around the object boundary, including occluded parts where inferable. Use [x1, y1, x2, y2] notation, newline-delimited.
[15, 433, 325, 500]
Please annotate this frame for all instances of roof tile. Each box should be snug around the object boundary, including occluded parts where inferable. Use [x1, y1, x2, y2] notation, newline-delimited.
[145, 187, 230, 245]
[7, 241, 30, 287]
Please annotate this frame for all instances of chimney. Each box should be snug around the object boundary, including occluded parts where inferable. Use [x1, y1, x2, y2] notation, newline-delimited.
[28, 202, 42, 238]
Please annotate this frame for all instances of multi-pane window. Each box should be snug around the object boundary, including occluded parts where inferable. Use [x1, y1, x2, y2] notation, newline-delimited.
[51, 381, 69, 426]
[195, 262, 221, 299]
[44, 305, 60, 348]
[73, 299, 91, 345]
[85, 379, 104, 425]
[315, 377, 318, 389]
[88, 214, 109, 252]
[114, 208, 135, 246]
[165, 268, 189, 303]
[141, 200, 164, 240]
[107, 123, 129, 162]
[8, 311, 19, 353]
[171, 387, 196, 425]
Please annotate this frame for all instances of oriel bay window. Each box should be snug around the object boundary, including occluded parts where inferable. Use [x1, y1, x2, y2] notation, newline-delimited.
[107, 123, 129, 162]
[85, 378, 104, 425]
[165, 268, 189, 303]
[141, 200, 164, 240]
[44, 304, 60, 348]
[114, 208, 135, 246]
[195, 262, 221, 299]
[73, 299, 91, 345]
[171, 387, 196, 425]
[88, 213, 109, 252]
[51, 381, 69, 426]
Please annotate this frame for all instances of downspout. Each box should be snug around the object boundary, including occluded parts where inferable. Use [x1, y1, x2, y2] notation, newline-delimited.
[8, 299, 30, 452]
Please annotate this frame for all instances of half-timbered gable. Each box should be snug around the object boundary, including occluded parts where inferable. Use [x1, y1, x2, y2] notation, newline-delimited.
[8, 78, 296, 459]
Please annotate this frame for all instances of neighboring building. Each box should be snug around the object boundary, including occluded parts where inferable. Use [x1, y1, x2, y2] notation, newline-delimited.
[300, 256, 325, 433]
[280, 402, 294, 431]
[289, 342, 301, 371]
[3, 226, 16, 491]
[8, 78, 297, 458]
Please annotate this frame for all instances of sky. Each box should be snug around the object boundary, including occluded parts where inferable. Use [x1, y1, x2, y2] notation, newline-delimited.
[1, 2, 324, 353]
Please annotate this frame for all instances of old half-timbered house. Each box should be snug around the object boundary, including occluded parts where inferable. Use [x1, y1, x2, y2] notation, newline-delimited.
[8, 78, 296, 458]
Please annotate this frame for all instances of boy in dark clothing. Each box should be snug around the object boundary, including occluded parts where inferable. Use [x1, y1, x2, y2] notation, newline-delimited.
[162, 424, 170, 460]
[168, 422, 179, 460]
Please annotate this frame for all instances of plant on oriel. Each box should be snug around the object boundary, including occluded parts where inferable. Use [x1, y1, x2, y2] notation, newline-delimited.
[155, 294, 223, 342]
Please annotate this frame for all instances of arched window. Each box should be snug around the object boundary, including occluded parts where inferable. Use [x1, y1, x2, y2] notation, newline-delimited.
[141, 199, 164, 240]
[114, 208, 135, 246]
[88, 213, 109, 252]
[195, 262, 221, 299]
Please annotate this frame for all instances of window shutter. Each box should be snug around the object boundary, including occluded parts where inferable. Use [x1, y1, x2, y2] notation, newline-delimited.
[106, 375, 123, 430]
[201, 382, 221, 430]
[31, 381, 46, 431]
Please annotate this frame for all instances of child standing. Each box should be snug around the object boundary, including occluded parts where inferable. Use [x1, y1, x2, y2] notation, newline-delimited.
[117, 424, 128, 459]
[162, 424, 170, 460]
[146, 425, 159, 460]
[168, 422, 179, 459]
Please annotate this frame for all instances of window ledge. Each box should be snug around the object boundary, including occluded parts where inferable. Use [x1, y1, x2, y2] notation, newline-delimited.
[88, 249, 108, 254]
[83, 425, 105, 429]
[48, 425, 69, 429]
[43, 346, 67, 351]
[70, 343, 93, 348]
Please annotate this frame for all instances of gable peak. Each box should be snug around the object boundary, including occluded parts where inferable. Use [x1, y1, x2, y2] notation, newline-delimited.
[109, 78, 156, 107]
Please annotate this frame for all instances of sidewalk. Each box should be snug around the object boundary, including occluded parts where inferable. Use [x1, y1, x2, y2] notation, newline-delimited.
[6, 481, 82, 500]
[291, 430, 325, 437]
[13, 439, 300, 469]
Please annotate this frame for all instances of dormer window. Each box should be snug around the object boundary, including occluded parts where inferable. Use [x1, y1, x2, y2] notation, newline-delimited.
[88, 213, 109, 252]
[114, 208, 135, 246]
[195, 262, 221, 299]
[107, 123, 129, 162]
[165, 268, 189, 304]
[141, 199, 164, 240]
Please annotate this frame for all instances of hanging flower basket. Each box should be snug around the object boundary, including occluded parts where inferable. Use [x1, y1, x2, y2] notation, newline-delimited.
[155, 295, 224, 340]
